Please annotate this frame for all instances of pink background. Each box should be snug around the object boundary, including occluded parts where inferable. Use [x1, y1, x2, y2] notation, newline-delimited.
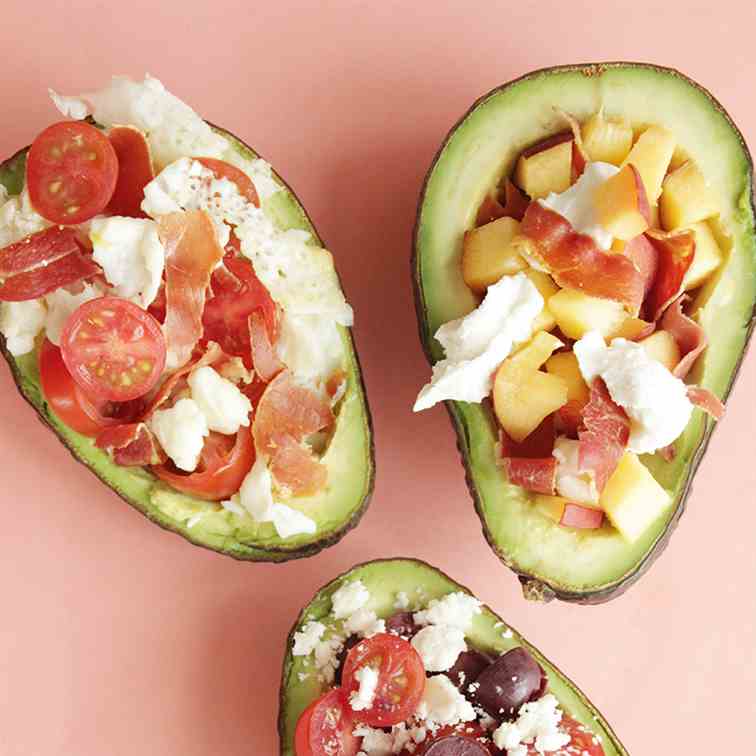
[1, 2, 755, 754]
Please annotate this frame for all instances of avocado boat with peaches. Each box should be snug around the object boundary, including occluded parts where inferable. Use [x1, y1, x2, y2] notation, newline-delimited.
[0, 76, 374, 560]
[413, 63, 754, 602]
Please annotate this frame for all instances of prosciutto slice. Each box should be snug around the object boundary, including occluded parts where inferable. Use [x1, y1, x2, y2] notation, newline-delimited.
[96, 423, 166, 466]
[644, 229, 695, 321]
[661, 295, 708, 378]
[106, 126, 155, 218]
[158, 210, 224, 371]
[249, 310, 283, 381]
[687, 386, 725, 420]
[499, 418, 557, 495]
[252, 370, 333, 497]
[578, 378, 630, 492]
[624, 234, 658, 298]
[520, 202, 645, 310]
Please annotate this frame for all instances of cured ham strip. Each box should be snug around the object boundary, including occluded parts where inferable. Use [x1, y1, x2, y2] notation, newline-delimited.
[106, 126, 154, 218]
[499, 416, 556, 458]
[501, 457, 556, 495]
[95, 422, 166, 466]
[644, 229, 695, 321]
[555, 399, 584, 438]
[158, 210, 224, 370]
[578, 378, 630, 492]
[520, 202, 645, 310]
[252, 370, 333, 496]
[687, 386, 725, 420]
[0, 226, 81, 276]
[661, 295, 708, 378]
[624, 234, 658, 298]
[249, 310, 283, 381]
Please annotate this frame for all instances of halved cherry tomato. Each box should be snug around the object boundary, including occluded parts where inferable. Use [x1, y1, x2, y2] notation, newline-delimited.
[151, 426, 255, 501]
[60, 297, 166, 402]
[195, 157, 260, 207]
[294, 688, 360, 756]
[202, 254, 276, 368]
[39, 339, 126, 437]
[27, 121, 118, 225]
[341, 634, 426, 727]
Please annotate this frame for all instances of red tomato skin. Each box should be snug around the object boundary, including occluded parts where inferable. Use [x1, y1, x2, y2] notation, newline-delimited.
[27, 121, 118, 225]
[294, 688, 360, 756]
[341, 634, 426, 727]
[151, 426, 255, 501]
[60, 297, 167, 402]
[106, 126, 154, 217]
[195, 157, 260, 207]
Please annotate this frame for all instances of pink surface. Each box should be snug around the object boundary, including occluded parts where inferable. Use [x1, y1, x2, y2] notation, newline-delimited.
[1, 2, 755, 754]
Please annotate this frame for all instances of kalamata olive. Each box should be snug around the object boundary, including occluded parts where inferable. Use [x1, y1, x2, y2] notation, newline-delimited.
[442, 649, 493, 691]
[385, 611, 419, 638]
[471, 647, 545, 720]
[421, 734, 492, 756]
[333, 635, 360, 684]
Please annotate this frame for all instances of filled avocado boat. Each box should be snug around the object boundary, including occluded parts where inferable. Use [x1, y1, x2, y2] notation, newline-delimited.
[280, 558, 626, 755]
[413, 63, 755, 602]
[0, 76, 373, 560]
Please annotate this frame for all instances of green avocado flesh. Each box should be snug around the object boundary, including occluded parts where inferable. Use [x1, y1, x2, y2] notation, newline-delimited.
[413, 64, 756, 601]
[278, 558, 627, 755]
[0, 128, 374, 561]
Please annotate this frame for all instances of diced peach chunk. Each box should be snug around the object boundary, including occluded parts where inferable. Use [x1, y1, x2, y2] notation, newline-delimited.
[462, 217, 526, 292]
[524, 269, 559, 332]
[594, 164, 651, 241]
[659, 161, 719, 230]
[545, 351, 589, 404]
[639, 331, 681, 372]
[682, 222, 723, 291]
[581, 112, 633, 165]
[515, 135, 573, 200]
[548, 288, 628, 340]
[621, 125, 676, 202]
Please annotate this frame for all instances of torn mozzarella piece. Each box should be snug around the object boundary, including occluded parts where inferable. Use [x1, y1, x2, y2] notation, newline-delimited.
[187, 366, 252, 435]
[275, 311, 344, 383]
[149, 398, 209, 472]
[90, 217, 164, 308]
[414, 273, 543, 411]
[539, 161, 618, 250]
[574, 331, 693, 454]
[44, 283, 103, 346]
[0, 300, 47, 356]
[0, 188, 48, 248]
[552, 437, 599, 505]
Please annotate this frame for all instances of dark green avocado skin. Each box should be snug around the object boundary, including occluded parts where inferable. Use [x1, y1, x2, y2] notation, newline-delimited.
[277, 557, 629, 755]
[411, 62, 756, 604]
[0, 128, 375, 563]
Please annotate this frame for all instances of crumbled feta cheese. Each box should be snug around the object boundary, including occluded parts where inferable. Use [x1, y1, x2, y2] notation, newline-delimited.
[44, 282, 103, 345]
[353, 725, 393, 756]
[149, 398, 209, 472]
[413, 591, 482, 631]
[574, 331, 693, 454]
[0, 188, 48, 248]
[292, 620, 326, 657]
[350, 665, 379, 712]
[314, 634, 345, 684]
[492, 694, 570, 754]
[50, 75, 229, 169]
[0, 300, 47, 356]
[540, 161, 618, 250]
[343, 608, 386, 638]
[552, 436, 600, 504]
[414, 273, 542, 411]
[275, 311, 344, 383]
[187, 366, 252, 434]
[415, 675, 476, 728]
[332, 580, 370, 619]
[411, 625, 467, 672]
[394, 591, 410, 610]
[90, 217, 164, 308]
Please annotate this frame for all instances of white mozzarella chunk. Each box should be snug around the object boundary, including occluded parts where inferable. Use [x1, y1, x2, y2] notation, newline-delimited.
[0, 188, 48, 248]
[0, 300, 47, 355]
[44, 282, 103, 346]
[270, 504, 317, 538]
[331, 580, 370, 619]
[222, 148, 281, 201]
[415, 675, 476, 728]
[50, 75, 229, 169]
[149, 398, 209, 472]
[552, 437, 599, 505]
[411, 625, 466, 672]
[574, 331, 693, 454]
[187, 366, 252, 435]
[90, 217, 164, 308]
[413, 591, 482, 631]
[539, 161, 618, 250]
[292, 620, 326, 657]
[349, 665, 379, 712]
[414, 273, 543, 411]
[275, 311, 344, 383]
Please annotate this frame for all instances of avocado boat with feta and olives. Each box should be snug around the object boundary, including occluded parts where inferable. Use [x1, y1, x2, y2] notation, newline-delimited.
[413, 63, 755, 602]
[0, 76, 374, 561]
[279, 558, 626, 755]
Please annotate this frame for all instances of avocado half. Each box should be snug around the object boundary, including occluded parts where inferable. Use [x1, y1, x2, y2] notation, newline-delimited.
[0, 126, 374, 561]
[278, 557, 628, 755]
[412, 63, 756, 603]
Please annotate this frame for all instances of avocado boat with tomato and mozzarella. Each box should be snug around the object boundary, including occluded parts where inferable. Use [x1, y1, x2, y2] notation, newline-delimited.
[413, 63, 755, 602]
[280, 558, 626, 755]
[0, 76, 374, 560]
